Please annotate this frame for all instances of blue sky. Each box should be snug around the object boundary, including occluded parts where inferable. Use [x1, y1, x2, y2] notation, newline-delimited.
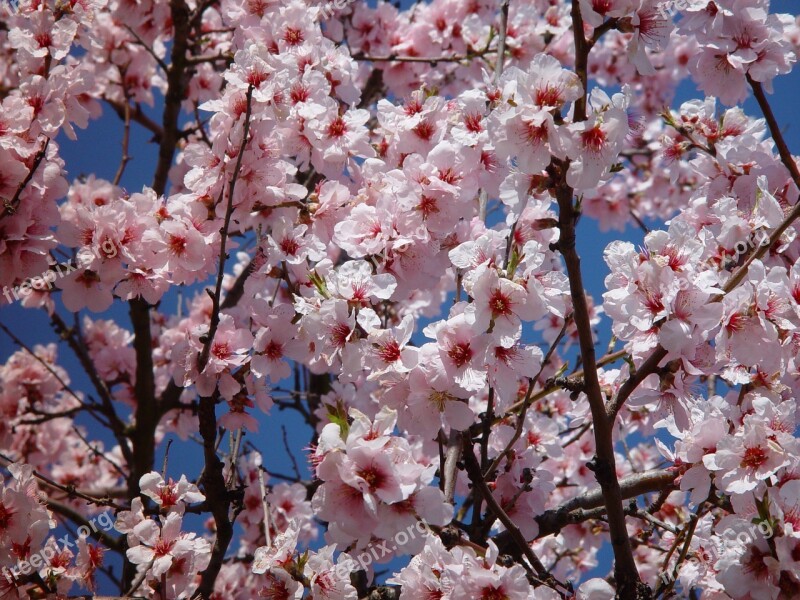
[1, 0, 799, 593]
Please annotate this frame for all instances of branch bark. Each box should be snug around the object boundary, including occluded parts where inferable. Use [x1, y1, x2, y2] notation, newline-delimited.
[554, 165, 646, 598]
[534, 468, 677, 539]
[462, 434, 568, 595]
[193, 85, 255, 598]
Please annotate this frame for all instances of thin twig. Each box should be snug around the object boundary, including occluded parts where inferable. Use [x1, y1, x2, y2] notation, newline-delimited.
[0, 452, 122, 509]
[196, 83, 255, 374]
[462, 437, 568, 596]
[281, 426, 302, 481]
[350, 52, 481, 64]
[1, 138, 49, 219]
[257, 464, 272, 548]
[493, 0, 510, 83]
[125, 558, 155, 597]
[123, 25, 168, 72]
[103, 98, 163, 142]
[0, 322, 87, 408]
[194, 84, 255, 600]
[112, 89, 132, 186]
[483, 315, 570, 481]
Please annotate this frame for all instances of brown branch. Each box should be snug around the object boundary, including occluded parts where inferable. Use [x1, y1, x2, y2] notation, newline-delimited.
[606, 79, 800, 422]
[630, 507, 680, 536]
[489, 469, 677, 555]
[570, 1, 589, 122]
[0, 321, 91, 410]
[654, 511, 699, 598]
[112, 89, 132, 186]
[196, 83, 255, 374]
[494, 348, 627, 425]
[719, 76, 800, 294]
[158, 255, 258, 409]
[1, 138, 49, 219]
[123, 24, 168, 72]
[607, 78, 800, 427]
[71, 425, 128, 479]
[0, 452, 123, 510]
[220, 256, 258, 311]
[129, 297, 157, 497]
[609, 81, 800, 417]
[462, 436, 569, 596]
[44, 498, 124, 552]
[553, 11, 648, 586]
[747, 76, 800, 189]
[357, 67, 385, 110]
[483, 315, 571, 482]
[152, 0, 191, 197]
[194, 390, 236, 599]
[186, 52, 232, 65]
[477, 0, 511, 221]
[588, 18, 620, 48]
[537, 469, 676, 532]
[49, 314, 134, 469]
[127, 0, 192, 537]
[193, 85, 255, 599]
[103, 98, 163, 143]
[555, 164, 645, 598]
[606, 346, 668, 420]
[350, 52, 480, 64]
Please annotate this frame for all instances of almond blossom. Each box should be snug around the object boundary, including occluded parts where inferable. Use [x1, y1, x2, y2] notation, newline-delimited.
[1, 0, 800, 598]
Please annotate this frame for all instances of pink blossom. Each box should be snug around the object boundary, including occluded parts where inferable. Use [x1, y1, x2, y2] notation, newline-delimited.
[426, 307, 490, 393]
[127, 512, 211, 580]
[139, 472, 205, 511]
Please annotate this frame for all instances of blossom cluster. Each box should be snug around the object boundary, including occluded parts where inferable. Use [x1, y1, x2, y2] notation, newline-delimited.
[0, 463, 114, 595]
[0, 0, 799, 598]
[113, 472, 212, 597]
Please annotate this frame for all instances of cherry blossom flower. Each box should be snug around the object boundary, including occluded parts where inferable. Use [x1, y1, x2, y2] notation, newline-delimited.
[251, 302, 306, 381]
[2, 0, 800, 597]
[127, 512, 211, 580]
[703, 420, 791, 494]
[565, 88, 631, 189]
[425, 307, 491, 393]
[139, 472, 205, 511]
[403, 344, 474, 438]
[327, 260, 397, 307]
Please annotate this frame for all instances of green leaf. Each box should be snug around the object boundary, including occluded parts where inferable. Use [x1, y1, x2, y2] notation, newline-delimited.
[325, 399, 350, 440]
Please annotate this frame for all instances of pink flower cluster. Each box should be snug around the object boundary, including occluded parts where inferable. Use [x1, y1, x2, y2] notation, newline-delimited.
[1, 0, 800, 597]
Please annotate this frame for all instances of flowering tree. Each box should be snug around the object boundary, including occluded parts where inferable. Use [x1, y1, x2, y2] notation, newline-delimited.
[1, 0, 800, 597]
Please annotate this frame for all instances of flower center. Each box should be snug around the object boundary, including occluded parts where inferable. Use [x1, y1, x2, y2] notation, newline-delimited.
[282, 27, 304, 46]
[489, 289, 513, 316]
[581, 125, 607, 153]
[447, 342, 473, 368]
[326, 117, 347, 139]
[740, 446, 768, 470]
[376, 340, 402, 363]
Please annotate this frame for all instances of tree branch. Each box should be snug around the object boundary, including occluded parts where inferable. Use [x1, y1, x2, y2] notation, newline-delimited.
[462, 435, 569, 596]
[152, 0, 191, 197]
[193, 85, 255, 599]
[554, 162, 645, 598]
[1, 138, 49, 219]
[103, 98, 163, 143]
